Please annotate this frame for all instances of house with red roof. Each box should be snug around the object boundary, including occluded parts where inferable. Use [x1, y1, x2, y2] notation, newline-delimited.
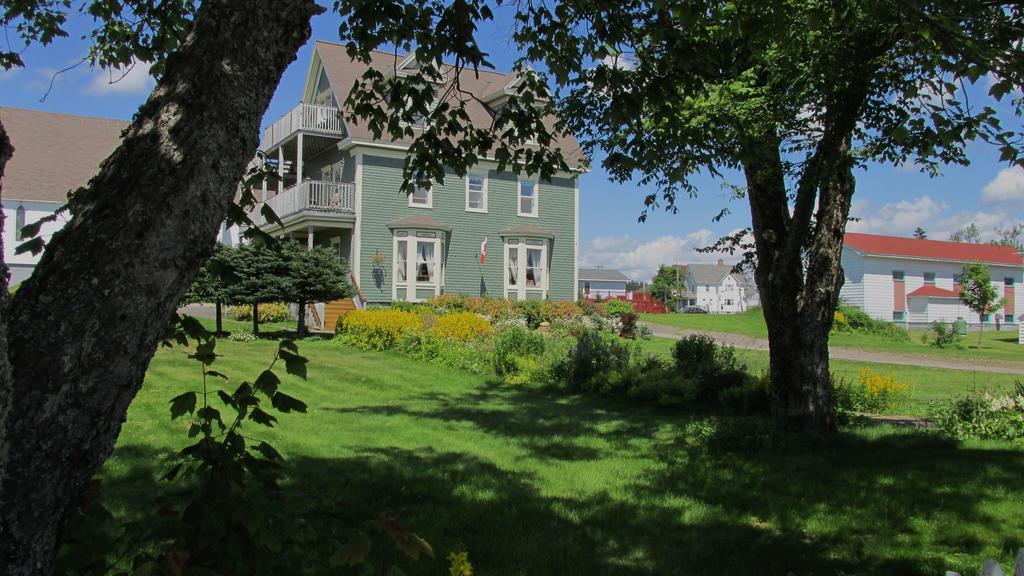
[840, 232, 1023, 327]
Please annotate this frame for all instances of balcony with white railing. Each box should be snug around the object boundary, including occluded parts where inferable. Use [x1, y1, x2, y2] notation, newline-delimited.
[261, 103, 345, 151]
[250, 180, 355, 228]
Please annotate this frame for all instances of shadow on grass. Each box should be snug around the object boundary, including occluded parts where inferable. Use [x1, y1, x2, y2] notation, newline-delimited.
[90, 382, 1024, 575]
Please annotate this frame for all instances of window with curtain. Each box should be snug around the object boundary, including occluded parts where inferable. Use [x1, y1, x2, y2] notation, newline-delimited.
[410, 186, 431, 207]
[396, 240, 408, 282]
[507, 246, 518, 286]
[416, 241, 435, 282]
[526, 248, 541, 286]
[466, 174, 486, 211]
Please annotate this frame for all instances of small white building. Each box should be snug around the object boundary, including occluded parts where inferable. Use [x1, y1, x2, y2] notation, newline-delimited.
[578, 267, 630, 299]
[685, 261, 750, 314]
[840, 232, 1023, 327]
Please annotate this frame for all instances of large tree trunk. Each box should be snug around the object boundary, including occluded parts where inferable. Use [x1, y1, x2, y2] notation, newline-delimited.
[215, 301, 223, 336]
[0, 1, 321, 574]
[297, 300, 307, 334]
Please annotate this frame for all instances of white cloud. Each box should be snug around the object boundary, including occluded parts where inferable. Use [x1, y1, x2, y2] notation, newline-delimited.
[86, 61, 154, 95]
[847, 196, 947, 235]
[580, 230, 738, 281]
[982, 166, 1024, 204]
[848, 194, 1020, 241]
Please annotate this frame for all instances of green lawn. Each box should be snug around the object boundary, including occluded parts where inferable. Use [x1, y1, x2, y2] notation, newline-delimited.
[641, 309, 1024, 364]
[88, 336, 1024, 575]
[639, 337, 1021, 415]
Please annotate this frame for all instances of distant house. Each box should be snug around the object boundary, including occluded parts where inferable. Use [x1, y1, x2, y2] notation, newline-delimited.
[578, 267, 630, 299]
[685, 260, 750, 314]
[0, 107, 126, 284]
[0, 107, 240, 286]
[841, 232, 1023, 327]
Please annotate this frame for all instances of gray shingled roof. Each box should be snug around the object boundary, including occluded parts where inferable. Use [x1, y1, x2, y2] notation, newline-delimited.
[578, 267, 629, 282]
[499, 224, 555, 239]
[386, 215, 451, 231]
[0, 107, 127, 202]
[316, 41, 587, 170]
[687, 263, 733, 285]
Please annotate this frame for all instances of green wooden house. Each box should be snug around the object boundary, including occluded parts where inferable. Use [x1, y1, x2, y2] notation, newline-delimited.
[248, 41, 586, 329]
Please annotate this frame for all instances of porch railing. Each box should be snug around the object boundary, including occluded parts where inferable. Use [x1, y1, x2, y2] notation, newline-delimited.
[250, 180, 355, 227]
[262, 103, 345, 151]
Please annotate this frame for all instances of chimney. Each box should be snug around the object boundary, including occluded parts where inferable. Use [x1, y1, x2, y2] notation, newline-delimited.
[717, 259, 724, 266]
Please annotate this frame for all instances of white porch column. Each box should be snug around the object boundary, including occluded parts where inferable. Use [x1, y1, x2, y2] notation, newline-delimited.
[296, 133, 304, 184]
[277, 145, 284, 196]
[307, 225, 314, 250]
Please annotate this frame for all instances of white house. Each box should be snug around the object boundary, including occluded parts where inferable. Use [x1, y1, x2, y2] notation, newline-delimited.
[578, 267, 629, 298]
[840, 232, 1023, 327]
[0, 107, 240, 286]
[685, 261, 750, 314]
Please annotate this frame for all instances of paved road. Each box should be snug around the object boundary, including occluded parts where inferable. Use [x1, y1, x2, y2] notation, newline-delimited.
[641, 322, 1024, 375]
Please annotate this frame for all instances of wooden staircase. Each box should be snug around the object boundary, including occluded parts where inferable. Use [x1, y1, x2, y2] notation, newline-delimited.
[322, 298, 357, 331]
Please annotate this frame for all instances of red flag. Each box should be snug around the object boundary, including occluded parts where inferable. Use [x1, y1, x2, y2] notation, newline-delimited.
[480, 235, 488, 264]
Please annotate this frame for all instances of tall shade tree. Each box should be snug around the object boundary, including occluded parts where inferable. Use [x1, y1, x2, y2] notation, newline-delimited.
[336, 0, 1024, 429]
[958, 262, 1005, 346]
[0, 1, 322, 573]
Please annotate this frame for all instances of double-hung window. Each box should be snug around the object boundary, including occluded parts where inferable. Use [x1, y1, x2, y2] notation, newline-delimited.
[923, 272, 936, 284]
[466, 174, 487, 212]
[518, 179, 538, 217]
[409, 186, 432, 208]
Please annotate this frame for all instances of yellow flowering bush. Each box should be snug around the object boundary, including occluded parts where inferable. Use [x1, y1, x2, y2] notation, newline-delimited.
[338, 309, 424, 350]
[430, 311, 492, 342]
[228, 302, 290, 323]
[448, 551, 474, 576]
[834, 368, 911, 416]
[833, 310, 847, 328]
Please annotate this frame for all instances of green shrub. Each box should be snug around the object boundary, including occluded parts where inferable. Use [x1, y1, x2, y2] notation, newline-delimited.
[671, 335, 750, 404]
[337, 309, 423, 350]
[550, 329, 636, 393]
[923, 321, 960, 348]
[226, 330, 257, 343]
[931, 382, 1024, 441]
[603, 299, 634, 316]
[228, 302, 290, 323]
[832, 305, 909, 341]
[397, 331, 494, 375]
[637, 324, 654, 340]
[493, 326, 547, 378]
[515, 300, 544, 329]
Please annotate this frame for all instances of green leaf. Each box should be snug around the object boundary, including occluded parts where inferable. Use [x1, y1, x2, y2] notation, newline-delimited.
[191, 340, 217, 366]
[162, 463, 183, 481]
[271, 392, 307, 414]
[330, 534, 372, 566]
[396, 533, 433, 560]
[279, 339, 299, 353]
[169, 392, 197, 420]
[205, 370, 229, 380]
[217, 390, 237, 409]
[254, 370, 280, 396]
[15, 237, 45, 256]
[255, 441, 283, 461]
[279, 350, 308, 379]
[249, 407, 278, 427]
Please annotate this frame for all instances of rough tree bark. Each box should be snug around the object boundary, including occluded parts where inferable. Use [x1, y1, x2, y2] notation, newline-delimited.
[740, 70, 873, 431]
[0, 1, 322, 574]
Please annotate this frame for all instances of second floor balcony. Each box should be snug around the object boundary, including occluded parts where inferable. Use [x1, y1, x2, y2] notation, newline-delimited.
[261, 103, 346, 152]
[250, 179, 355, 228]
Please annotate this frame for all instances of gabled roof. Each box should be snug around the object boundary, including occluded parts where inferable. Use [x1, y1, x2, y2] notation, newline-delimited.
[844, 232, 1023, 267]
[0, 107, 127, 202]
[687, 263, 733, 285]
[578, 267, 629, 282]
[313, 41, 587, 170]
[907, 285, 960, 299]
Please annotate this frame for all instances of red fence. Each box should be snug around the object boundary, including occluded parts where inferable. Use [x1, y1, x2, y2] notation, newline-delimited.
[583, 291, 667, 314]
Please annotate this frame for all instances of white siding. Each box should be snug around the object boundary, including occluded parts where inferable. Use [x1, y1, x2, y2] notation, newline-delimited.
[2, 200, 65, 285]
[845, 253, 1023, 325]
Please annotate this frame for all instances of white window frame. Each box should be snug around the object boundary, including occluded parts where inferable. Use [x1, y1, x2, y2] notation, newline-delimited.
[503, 237, 549, 300]
[465, 173, 488, 213]
[409, 185, 433, 209]
[392, 230, 443, 302]
[517, 179, 539, 218]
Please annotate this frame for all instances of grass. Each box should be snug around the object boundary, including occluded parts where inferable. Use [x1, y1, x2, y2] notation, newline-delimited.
[85, 335, 1024, 575]
[638, 337, 1021, 415]
[640, 309, 1024, 364]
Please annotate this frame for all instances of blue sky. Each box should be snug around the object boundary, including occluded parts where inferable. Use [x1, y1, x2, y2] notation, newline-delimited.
[2, 6, 1022, 281]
